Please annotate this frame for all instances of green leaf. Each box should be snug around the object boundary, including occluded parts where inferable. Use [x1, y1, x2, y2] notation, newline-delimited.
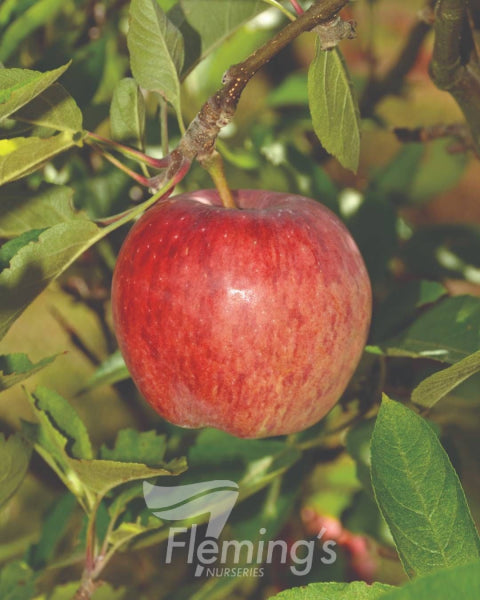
[371, 280, 447, 342]
[70, 456, 187, 498]
[81, 349, 130, 392]
[169, 0, 265, 75]
[12, 83, 83, 133]
[128, 0, 184, 116]
[371, 396, 480, 578]
[110, 78, 145, 148]
[0, 185, 79, 238]
[86, 351, 129, 387]
[269, 581, 394, 599]
[0, 218, 99, 340]
[100, 428, 167, 466]
[412, 349, 480, 409]
[0, 63, 70, 120]
[379, 560, 480, 600]
[0, 132, 82, 187]
[23, 387, 186, 500]
[384, 295, 480, 364]
[26, 386, 93, 461]
[308, 43, 360, 172]
[0, 229, 46, 270]
[0, 561, 36, 600]
[0, 433, 32, 510]
[0, 352, 57, 392]
[26, 492, 76, 569]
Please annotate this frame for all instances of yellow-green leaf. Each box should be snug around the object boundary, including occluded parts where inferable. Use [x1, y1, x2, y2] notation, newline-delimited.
[0, 132, 82, 187]
[0, 63, 70, 120]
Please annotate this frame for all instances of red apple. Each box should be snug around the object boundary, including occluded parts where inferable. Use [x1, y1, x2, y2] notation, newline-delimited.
[111, 189, 371, 438]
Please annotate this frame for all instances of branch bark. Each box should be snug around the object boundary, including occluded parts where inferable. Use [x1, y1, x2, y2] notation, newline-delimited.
[430, 0, 480, 152]
[149, 0, 349, 191]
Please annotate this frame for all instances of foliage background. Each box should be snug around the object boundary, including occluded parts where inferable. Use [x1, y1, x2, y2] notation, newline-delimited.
[1, 0, 480, 598]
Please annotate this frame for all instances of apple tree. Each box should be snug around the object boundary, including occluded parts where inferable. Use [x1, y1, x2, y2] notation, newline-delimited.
[1, 0, 480, 599]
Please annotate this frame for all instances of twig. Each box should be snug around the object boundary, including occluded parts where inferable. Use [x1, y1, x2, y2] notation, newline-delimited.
[393, 122, 477, 154]
[85, 131, 169, 169]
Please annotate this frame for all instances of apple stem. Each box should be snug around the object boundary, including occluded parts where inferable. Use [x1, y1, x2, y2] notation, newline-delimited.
[201, 150, 237, 208]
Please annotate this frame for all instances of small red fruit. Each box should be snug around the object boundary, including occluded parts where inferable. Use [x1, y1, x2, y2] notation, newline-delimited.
[111, 189, 371, 438]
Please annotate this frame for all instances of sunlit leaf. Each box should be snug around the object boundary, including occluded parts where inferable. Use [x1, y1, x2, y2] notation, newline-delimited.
[0, 133, 82, 187]
[0, 63, 70, 119]
[70, 456, 187, 498]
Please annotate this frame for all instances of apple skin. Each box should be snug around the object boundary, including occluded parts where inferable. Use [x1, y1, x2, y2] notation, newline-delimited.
[111, 189, 371, 438]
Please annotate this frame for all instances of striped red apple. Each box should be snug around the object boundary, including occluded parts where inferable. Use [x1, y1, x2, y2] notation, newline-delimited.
[112, 189, 371, 438]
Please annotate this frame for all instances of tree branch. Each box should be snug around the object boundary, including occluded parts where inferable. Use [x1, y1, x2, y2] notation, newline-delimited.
[430, 0, 480, 152]
[149, 0, 349, 191]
